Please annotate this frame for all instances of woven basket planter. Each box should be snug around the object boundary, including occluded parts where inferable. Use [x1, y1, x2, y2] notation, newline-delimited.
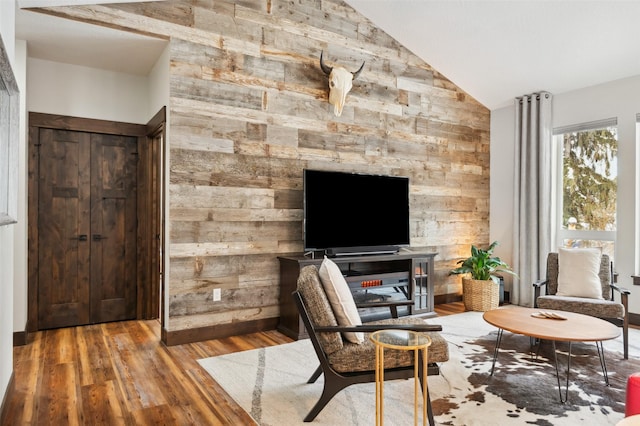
[462, 277, 500, 312]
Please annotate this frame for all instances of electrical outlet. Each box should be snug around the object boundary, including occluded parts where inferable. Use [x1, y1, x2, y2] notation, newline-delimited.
[213, 288, 221, 301]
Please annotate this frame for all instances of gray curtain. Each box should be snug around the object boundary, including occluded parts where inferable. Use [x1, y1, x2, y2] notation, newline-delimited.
[512, 92, 553, 306]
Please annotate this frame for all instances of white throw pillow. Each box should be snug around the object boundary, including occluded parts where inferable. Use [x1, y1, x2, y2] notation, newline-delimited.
[556, 247, 603, 299]
[318, 257, 364, 344]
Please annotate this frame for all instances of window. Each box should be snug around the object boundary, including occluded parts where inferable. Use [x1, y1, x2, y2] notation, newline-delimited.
[553, 118, 618, 261]
[0, 35, 19, 226]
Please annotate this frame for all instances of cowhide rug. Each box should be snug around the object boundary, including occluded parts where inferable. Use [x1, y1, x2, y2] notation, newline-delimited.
[429, 310, 638, 425]
[199, 310, 640, 425]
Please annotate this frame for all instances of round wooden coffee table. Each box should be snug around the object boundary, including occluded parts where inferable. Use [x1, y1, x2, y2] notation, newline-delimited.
[483, 306, 620, 403]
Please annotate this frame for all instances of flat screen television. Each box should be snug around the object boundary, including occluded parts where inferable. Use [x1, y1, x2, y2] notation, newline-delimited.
[303, 169, 410, 256]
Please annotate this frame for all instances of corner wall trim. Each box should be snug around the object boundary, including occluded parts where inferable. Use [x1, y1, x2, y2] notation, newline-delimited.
[13, 331, 27, 347]
[162, 317, 279, 346]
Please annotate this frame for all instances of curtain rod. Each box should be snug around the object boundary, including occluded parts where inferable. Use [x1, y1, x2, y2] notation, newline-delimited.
[517, 92, 551, 103]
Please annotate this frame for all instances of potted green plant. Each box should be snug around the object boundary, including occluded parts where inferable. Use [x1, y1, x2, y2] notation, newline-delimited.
[449, 241, 516, 311]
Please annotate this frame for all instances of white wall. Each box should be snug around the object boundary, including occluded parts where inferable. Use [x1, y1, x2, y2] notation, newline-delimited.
[13, 39, 26, 334]
[490, 105, 515, 292]
[148, 44, 169, 119]
[0, 0, 16, 409]
[27, 58, 150, 124]
[491, 75, 640, 312]
[0, 225, 14, 404]
[0, 2, 14, 66]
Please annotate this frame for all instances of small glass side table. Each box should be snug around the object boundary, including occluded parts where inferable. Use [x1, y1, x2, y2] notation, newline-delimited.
[370, 330, 432, 426]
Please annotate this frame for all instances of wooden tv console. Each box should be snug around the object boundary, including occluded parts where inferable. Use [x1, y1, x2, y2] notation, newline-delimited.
[277, 252, 437, 340]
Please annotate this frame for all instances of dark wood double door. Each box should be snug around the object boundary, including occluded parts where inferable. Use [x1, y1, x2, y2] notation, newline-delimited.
[29, 111, 164, 332]
[32, 120, 139, 329]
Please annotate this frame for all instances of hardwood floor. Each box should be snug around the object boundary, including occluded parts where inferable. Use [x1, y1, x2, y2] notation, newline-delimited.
[1, 303, 465, 425]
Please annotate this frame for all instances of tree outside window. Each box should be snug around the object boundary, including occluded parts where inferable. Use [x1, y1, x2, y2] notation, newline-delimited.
[556, 125, 617, 261]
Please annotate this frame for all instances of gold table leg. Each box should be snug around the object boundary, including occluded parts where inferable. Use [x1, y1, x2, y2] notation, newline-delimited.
[371, 332, 430, 426]
[375, 344, 385, 426]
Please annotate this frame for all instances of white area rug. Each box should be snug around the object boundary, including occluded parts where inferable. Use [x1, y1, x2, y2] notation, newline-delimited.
[198, 311, 640, 425]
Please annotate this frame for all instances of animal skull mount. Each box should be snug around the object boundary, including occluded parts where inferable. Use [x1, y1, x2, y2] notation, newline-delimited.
[319, 51, 365, 117]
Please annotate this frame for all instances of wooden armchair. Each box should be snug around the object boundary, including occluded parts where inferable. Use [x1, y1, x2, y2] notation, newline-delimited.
[293, 264, 449, 424]
[533, 252, 630, 358]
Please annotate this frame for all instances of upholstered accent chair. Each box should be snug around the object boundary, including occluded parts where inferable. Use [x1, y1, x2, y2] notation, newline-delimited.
[293, 264, 449, 424]
[533, 251, 630, 359]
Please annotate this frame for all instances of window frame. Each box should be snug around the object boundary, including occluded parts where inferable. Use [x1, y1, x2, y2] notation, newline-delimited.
[552, 118, 618, 256]
[0, 34, 19, 226]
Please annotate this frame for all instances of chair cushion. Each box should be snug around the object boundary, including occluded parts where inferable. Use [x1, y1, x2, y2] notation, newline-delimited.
[556, 247, 603, 299]
[327, 317, 449, 373]
[537, 295, 625, 318]
[318, 257, 364, 344]
[296, 265, 343, 355]
[545, 252, 612, 299]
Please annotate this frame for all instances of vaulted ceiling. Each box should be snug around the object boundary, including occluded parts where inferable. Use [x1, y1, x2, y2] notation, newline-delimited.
[346, 0, 640, 110]
[16, 0, 640, 110]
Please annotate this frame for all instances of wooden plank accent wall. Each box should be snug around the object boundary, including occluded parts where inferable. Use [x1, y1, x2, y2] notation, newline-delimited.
[40, 0, 490, 340]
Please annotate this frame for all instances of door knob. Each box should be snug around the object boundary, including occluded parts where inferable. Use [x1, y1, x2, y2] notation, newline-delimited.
[70, 234, 88, 241]
[92, 234, 107, 241]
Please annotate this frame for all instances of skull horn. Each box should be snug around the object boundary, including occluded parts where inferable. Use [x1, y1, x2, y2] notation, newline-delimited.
[352, 61, 365, 80]
[319, 51, 332, 76]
